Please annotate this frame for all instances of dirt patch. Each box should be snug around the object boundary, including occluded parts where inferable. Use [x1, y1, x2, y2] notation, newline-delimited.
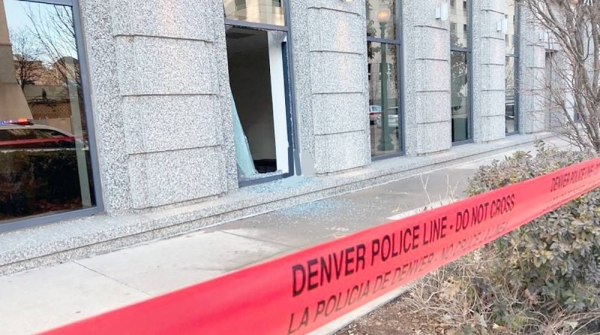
[335, 296, 452, 335]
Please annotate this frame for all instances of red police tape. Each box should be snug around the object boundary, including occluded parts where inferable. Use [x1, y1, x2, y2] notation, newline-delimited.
[42, 158, 600, 335]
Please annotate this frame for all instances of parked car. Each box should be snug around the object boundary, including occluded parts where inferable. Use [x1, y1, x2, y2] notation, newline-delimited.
[375, 107, 399, 128]
[369, 105, 381, 125]
[0, 118, 82, 151]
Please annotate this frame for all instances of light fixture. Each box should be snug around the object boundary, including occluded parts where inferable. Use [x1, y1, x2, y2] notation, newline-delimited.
[497, 18, 508, 33]
[377, 7, 392, 23]
[436, 3, 449, 21]
[341, 0, 355, 2]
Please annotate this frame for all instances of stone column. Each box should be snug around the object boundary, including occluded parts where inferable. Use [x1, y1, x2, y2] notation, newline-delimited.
[471, 0, 506, 142]
[403, 0, 452, 156]
[289, 0, 370, 175]
[518, 5, 547, 134]
[80, 0, 237, 211]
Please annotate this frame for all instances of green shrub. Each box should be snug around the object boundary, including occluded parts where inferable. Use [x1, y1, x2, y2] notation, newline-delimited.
[465, 141, 600, 332]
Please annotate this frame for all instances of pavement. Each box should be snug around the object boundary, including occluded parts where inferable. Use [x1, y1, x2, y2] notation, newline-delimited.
[0, 137, 570, 335]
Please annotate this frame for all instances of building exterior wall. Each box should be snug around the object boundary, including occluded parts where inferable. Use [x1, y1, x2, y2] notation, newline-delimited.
[290, 0, 371, 175]
[472, 0, 506, 142]
[518, 5, 547, 134]
[80, 0, 237, 211]
[1, 0, 552, 235]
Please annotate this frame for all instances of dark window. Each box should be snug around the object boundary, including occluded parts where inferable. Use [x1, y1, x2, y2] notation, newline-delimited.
[451, 51, 470, 142]
[506, 0, 519, 134]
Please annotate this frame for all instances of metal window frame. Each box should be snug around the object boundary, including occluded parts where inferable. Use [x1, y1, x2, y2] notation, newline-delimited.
[225, 0, 298, 187]
[1, 0, 104, 233]
[506, 0, 520, 135]
[450, 0, 474, 146]
[367, 0, 405, 160]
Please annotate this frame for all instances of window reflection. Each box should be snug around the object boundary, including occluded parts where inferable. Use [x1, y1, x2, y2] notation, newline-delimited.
[505, 56, 516, 133]
[366, 0, 396, 40]
[450, 0, 469, 48]
[451, 51, 469, 142]
[506, 0, 516, 55]
[368, 42, 400, 157]
[0, 0, 95, 223]
[223, 0, 285, 26]
[506, 0, 518, 133]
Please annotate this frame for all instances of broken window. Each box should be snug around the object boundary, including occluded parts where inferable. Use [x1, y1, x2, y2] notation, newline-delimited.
[224, 1, 293, 182]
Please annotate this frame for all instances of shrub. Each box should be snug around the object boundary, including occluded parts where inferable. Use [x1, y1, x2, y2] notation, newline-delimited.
[405, 141, 600, 334]
[470, 141, 600, 332]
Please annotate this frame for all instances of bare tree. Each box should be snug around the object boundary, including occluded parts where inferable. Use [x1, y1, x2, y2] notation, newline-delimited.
[24, 3, 80, 90]
[10, 28, 43, 91]
[521, 0, 600, 152]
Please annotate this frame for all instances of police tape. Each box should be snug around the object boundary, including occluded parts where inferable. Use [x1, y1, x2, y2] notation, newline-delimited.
[41, 158, 600, 335]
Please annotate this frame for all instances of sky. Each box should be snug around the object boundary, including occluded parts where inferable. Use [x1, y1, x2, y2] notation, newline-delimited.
[5, 0, 30, 32]
[4, 0, 78, 60]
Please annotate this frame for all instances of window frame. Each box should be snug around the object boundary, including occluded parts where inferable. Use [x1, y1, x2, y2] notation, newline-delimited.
[367, 0, 405, 161]
[450, 0, 473, 145]
[505, 0, 520, 135]
[223, 0, 299, 187]
[0, 0, 104, 233]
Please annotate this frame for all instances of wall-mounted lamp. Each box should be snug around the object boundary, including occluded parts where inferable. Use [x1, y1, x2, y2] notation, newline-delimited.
[497, 18, 508, 33]
[436, 3, 449, 21]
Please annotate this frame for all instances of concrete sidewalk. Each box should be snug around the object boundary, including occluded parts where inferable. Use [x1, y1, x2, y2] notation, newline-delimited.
[0, 138, 569, 335]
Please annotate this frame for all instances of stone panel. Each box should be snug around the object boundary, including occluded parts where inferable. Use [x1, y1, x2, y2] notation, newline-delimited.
[473, 115, 505, 142]
[310, 52, 366, 94]
[477, 91, 506, 117]
[483, 38, 505, 65]
[415, 91, 452, 124]
[111, 0, 215, 41]
[128, 148, 226, 209]
[313, 131, 370, 174]
[115, 36, 218, 96]
[483, 64, 507, 91]
[312, 93, 368, 135]
[307, 0, 363, 15]
[414, 26, 450, 61]
[416, 122, 452, 154]
[482, 0, 505, 13]
[80, 0, 133, 212]
[308, 8, 364, 54]
[122, 95, 222, 154]
[415, 59, 450, 92]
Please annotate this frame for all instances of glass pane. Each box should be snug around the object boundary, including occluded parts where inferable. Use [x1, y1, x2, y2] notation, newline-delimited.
[450, 0, 469, 48]
[451, 51, 470, 142]
[366, 0, 396, 40]
[223, 0, 285, 26]
[506, 0, 516, 54]
[1, 0, 95, 223]
[505, 56, 516, 133]
[368, 42, 401, 157]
